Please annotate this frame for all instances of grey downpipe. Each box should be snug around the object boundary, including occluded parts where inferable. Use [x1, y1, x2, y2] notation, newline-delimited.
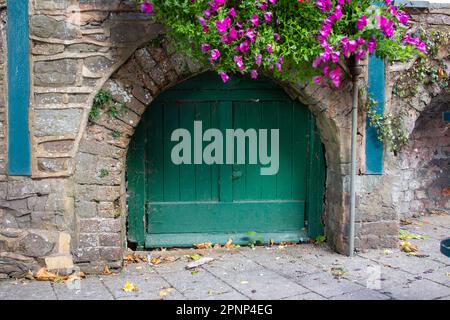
[349, 58, 362, 257]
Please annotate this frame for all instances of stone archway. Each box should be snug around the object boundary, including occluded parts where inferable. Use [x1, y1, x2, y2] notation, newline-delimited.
[71, 39, 353, 270]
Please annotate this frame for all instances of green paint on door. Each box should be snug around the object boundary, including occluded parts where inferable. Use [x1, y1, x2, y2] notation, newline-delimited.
[127, 72, 325, 248]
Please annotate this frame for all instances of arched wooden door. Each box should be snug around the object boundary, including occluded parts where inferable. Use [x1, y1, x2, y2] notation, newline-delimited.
[127, 72, 325, 248]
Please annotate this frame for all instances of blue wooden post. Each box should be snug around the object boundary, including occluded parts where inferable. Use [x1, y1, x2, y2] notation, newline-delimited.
[7, 1, 31, 175]
[365, 56, 385, 174]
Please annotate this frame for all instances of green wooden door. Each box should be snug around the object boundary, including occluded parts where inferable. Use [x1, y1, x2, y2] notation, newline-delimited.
[127, 72, 325, 248]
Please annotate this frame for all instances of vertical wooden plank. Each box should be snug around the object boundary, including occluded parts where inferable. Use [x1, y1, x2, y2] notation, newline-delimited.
[307, 116, 325, 238]
[245, 102, 262, 200]
[179, 102, 196, 201]
[219, 101, 233, 202]
[260, 101, 278, 199]
[292, 104, 308, 199]
[210, 102, 220, 201]
[232, 101, 247, 201]
[163, 102, 180, 201]
[195, 102, 213, 200]
[7, 1, 31, 175]
[146, 102, 164, 202]
[276, 101, 293, 199]
[127, 121, 146, 246]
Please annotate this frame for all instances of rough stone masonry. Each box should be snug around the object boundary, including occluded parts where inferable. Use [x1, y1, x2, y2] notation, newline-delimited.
[0, 0, 448, 278]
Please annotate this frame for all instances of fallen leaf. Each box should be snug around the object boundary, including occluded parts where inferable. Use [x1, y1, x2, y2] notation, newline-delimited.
[163, 256, 178, 262]
[34, 268, 58, 281]
[103, 266, 112, 275]
[191, 269, 199, 275]
[123, 281, 138, 292]
[194, 242, 213, 249]
[331, 267, 347, 278]
[25, 270, 34, 280]
[213, 244, 222, 249]
[159, 287, 173, 296]
[383, 249, 393, 255]
[224, 239, 240, 249]
[446, 272, 450, 276]
[150, 257, 162, 265]
[190, 253, 202, 261]
[136, 266, 143, 270]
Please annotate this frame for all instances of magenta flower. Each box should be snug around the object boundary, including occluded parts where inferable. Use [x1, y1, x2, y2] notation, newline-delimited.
[238, 40, 250, 53]
[229, 8, 236, 17]
[264, 12, 273, 23]
[396, 11, 409, 25]
[228, 28, 238, 42]
[329, 66, 341, 87]
[322, 65, 329, 76]
[216, 17, 230, 33]
[312, 56, 321, 68]
[204, 9, 212, 19]
[255, 53, 262, 66]
[141, 0, 153, 13]
[367, 37, 376, 53]
[316, 0, 332, 13]
[234, 55, 245, 70]
[355, 49, 366, 61]
[357, 16, 367, 30]
[385, 0, 392, 4]
[331, 51, 340, 63]
[211, 49, 221, 60]
[333, 5, 343, 20]
[267, 43, 273, 53]
[258, 1, 268, 10]
[201, 43, 211, 52]
[313, 76, 322, 84]
[250, 69, 258, 79]
[246, 28, 256, 42]
[269, 0, 277, 4]
[274, 33, 280, 41]
[251, 14, 259, 27]
[219, 71, 230, 83]
[198, 16, 206, 27]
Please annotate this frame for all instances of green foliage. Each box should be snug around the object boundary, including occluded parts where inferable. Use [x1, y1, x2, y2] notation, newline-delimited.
[112, 130, 122, 138]
[107, 102, 128, 118]
[393, 29, 449, 98]
[363, 94, 408, 154]
[99, 169, 110, 178]
[90, 90, 113, 122]
[133, 0, 424, 84]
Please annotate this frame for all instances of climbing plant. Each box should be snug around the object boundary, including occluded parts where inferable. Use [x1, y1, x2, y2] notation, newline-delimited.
[133, 0, 426, 87]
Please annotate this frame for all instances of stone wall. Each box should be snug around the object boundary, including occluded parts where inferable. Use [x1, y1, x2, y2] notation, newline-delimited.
[0, 0, 448, 277]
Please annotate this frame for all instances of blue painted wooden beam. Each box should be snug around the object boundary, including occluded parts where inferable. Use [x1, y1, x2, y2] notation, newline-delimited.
[7, 1, 31, 175]
[365, 56, 385, 175]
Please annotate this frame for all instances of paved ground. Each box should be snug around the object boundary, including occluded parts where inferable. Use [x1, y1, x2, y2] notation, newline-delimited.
[0, 214, 449, 300]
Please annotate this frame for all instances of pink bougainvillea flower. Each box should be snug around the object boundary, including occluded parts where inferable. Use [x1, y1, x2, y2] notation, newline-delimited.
[319, 49, 331, 62]
[250, 69, 258, 79]
[367, 37, 376, 53]
[355, 49, 366, 60]
[333, 5, 343, 20]
[386, 5, 397, 14]
[396, 11, 409, 25]
[201, 43, 211, 52]
[266, 43, 273, 53]
[329, 66, 341, 87]
[255, 53, 263, 66]
[269, 0, 277, 4]
[236, 21, 243, 28]
[264, 12, 273, 23]
[331, 51, 340, 63]
[385, 0, 392, 4]
[313, 76, 322, 84]
[219, 71, 230, 83]
[211, 49, 221, 60]
[312, 56, 321, 68]
[238, 40, 250, 53]
[275, 62, 283, 72]
[357, 16, 367, 30]
[141, 0, 153, 13]
[202, 26, 209, 33]
[258, 1, 269, 10]
[228, 8, 236, 17]
[228, 28, 238, 42]
[250, 14, 259, 27]
[274, 33, 280, 41]
[216, 17, 231, 33]
[234, 55, 245, 70]
[316, 0, 332, 13]
[198, 16, 206, 27]
[204, 9, 212, 19]
[357, 37, 365, 45]
[246, 28, 256, 42]
[322, 64, 329, 76]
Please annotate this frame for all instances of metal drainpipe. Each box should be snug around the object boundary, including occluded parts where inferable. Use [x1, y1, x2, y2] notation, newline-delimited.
[349, 57, 363, 257]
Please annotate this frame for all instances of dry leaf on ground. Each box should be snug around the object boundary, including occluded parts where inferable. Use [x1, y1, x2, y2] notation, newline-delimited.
[34, 268, 58, 281]
[159, 287, 174, 296]
[194, 242, 213, 249]
[123, 281, 138, 292]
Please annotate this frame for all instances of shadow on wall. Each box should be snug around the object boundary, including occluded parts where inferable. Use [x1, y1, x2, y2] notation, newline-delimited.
[403, 91, 450, 216]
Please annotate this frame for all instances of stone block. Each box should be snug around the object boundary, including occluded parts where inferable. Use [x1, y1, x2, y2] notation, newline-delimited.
[99, 233, 121, 247]
[44, 254, 74, 271]
[99, 247, 122, 261]
[31, 15, 78, 39]
[34, 59, 78, 86]
[17, 231, 55, 258]
[34, 109, 82, 137]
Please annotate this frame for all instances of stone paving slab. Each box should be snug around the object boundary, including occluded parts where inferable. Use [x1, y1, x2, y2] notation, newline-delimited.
[0, 214, 448, 300]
